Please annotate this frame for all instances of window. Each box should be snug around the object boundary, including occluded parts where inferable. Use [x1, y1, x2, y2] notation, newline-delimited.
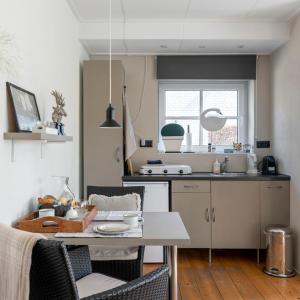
[159, 81, 248, 150]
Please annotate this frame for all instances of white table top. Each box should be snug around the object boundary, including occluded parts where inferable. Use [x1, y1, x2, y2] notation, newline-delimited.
[44, 212, 190, 247]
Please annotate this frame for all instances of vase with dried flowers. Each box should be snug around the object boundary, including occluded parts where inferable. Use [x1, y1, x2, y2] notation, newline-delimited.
[51, 90, 67, 135]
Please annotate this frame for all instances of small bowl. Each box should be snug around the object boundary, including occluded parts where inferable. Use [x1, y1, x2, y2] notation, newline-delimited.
[39, 204, 71, 217]
[123, 213, 139, 227]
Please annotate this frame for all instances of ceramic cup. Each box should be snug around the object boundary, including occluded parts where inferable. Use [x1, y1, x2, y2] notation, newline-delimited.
[123, 213, 139, 228]
[66, 207, 79, 220]
[39, 208, 55, 218]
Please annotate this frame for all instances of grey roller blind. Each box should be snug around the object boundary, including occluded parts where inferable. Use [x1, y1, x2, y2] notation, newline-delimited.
[157, 55, 256, 80]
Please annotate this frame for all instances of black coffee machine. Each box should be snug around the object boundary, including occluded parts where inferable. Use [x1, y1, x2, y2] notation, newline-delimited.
[262, 156, 277, 175]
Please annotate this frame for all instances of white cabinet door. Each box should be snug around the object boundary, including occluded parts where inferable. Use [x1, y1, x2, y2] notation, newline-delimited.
[123, 182, 169, 263]
[211, 181, 260, 249]
[143, 182, 169, 212]
[260, 181, 290, 248]
[172, 192, 211, 248]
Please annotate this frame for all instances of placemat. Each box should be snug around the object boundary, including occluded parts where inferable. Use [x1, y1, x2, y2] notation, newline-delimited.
[55, 221, 143, 238]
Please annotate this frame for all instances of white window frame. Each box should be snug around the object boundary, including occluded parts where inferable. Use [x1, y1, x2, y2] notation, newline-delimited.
[158, 80, 248, 151]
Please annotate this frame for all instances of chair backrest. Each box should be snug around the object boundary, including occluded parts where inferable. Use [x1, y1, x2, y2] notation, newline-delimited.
[87, 186, 145, 210]
[29, 239, 80, 300]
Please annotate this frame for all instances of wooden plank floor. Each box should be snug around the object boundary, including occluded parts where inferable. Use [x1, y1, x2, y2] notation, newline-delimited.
[143, 249, 300, 300]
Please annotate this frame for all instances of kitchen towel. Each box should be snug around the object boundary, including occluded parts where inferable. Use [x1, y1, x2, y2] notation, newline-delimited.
[0, 224, 45, 300]
[123, 86, 137, 161]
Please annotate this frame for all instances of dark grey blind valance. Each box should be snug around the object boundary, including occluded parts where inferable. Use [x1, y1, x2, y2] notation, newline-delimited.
[157, 55, 256, 80]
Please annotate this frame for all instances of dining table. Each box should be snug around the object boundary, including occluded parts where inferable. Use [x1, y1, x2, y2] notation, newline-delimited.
[44, 211, 190, 300]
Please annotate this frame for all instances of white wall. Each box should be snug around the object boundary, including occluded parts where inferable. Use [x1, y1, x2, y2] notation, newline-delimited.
[0, 0, 88, 224]
[271, 16, 300, 270]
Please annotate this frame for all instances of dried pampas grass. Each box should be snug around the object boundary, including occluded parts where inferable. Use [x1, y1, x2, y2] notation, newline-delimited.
[0, 29, 17, 74]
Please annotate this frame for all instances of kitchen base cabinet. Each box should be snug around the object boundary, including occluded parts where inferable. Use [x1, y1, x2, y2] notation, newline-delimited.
[211, 181, 260, 249]
[172, 193, 211, 248]
[172, 180, 211, 248]
[171, 179, 290, 257]
[260, 181, 290, 248]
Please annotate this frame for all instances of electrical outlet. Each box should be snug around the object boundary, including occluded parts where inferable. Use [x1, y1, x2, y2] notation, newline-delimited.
[256, 140, 270, 148]
[140, 139, 153, 148]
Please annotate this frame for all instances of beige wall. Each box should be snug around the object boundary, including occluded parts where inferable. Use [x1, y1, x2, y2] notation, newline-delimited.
[92, 54, 272, 172]
[0, 0, 88, 224]
[256, 56, 272, 159]
[271, 16, 300, 271]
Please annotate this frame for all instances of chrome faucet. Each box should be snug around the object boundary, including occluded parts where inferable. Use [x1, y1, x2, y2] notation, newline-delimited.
[221, 156, 229, 173]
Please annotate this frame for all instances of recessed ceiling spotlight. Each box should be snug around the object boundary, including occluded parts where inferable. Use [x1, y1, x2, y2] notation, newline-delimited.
[160, 45, 168, 49]
[198, 45, 206, 49]
[237, 45, 245, 49]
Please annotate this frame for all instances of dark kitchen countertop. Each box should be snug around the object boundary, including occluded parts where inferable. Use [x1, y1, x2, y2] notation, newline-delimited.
[123, 172, 291, 182]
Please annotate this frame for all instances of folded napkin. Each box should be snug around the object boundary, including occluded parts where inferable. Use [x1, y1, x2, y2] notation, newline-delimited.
[0, 224, 45, 300]
[94, 211, 143, 222]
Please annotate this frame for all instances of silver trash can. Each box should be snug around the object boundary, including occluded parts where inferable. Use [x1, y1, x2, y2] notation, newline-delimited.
[264, 225, 295, 277]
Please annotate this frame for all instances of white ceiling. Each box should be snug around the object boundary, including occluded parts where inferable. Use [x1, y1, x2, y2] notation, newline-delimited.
[67, 0, 300, 55]
[81, 38, 284, 55]
[69, 0, 300, 21]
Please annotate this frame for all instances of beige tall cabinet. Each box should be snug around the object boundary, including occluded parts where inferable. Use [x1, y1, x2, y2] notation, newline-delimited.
[83, 60, 124, 197]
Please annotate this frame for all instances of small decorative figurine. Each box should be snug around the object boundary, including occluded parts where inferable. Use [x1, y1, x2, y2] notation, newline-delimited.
[51, 90, 67, 135]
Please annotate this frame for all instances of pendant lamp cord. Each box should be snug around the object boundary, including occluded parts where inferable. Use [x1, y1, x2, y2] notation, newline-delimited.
[109, 0, 112, 105]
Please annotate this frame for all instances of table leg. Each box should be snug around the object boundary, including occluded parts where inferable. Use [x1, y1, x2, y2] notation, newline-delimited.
[168, 245, 178, 300]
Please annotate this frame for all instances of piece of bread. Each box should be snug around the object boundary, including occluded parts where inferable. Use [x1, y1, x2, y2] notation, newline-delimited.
[38, 195, 56, 205]
[58, 197, 68, 205]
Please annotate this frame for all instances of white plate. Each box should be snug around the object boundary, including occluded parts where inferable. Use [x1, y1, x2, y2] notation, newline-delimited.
[93, 223, 130, 234]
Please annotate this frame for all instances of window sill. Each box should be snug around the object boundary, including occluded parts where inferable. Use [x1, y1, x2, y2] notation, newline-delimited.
[157, 150, 248, 155]
[157, 144, 248, 154]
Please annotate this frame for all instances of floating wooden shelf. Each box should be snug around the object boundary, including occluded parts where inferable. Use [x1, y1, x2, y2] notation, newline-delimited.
[3, 132, 73, 142]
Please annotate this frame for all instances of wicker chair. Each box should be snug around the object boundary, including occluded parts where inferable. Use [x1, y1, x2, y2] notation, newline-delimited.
[86, 186, 145, 281]
[30, 239, 169, 300]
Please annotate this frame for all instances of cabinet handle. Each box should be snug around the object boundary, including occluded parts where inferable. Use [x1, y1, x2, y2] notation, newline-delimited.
[264, 185, 283, 189]
[205, 208, 210, 222]
[114, 147, 121, 163]
[211, 208, 216, 223]
[183, 185, 199, 189]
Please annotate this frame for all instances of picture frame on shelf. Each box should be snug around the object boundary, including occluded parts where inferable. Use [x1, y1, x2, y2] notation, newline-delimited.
[6, 82, 41, 132]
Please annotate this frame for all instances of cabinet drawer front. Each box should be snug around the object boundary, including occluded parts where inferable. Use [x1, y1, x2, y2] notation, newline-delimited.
[260, 181, 289, 192]
[172, 180, 210, 193]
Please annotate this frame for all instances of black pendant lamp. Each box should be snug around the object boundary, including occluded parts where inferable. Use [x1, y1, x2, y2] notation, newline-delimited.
[100, 0, 120, 128]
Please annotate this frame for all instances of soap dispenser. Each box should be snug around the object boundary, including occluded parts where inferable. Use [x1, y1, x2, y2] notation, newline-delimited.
[213, 159, 221, 174]
[186, 125, 192, 152]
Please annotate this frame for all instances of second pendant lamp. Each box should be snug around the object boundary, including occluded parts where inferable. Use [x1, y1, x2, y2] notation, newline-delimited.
[100, 0, 120, 128]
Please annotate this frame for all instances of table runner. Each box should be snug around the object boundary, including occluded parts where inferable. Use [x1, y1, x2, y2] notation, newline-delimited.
[55, 222, 142, 238]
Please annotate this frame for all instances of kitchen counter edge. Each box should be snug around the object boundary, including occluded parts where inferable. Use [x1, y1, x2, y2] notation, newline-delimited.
[123, 173, 291, 182]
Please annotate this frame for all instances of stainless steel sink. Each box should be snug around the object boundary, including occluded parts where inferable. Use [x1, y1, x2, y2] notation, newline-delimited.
[210, 172, 246, 176]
